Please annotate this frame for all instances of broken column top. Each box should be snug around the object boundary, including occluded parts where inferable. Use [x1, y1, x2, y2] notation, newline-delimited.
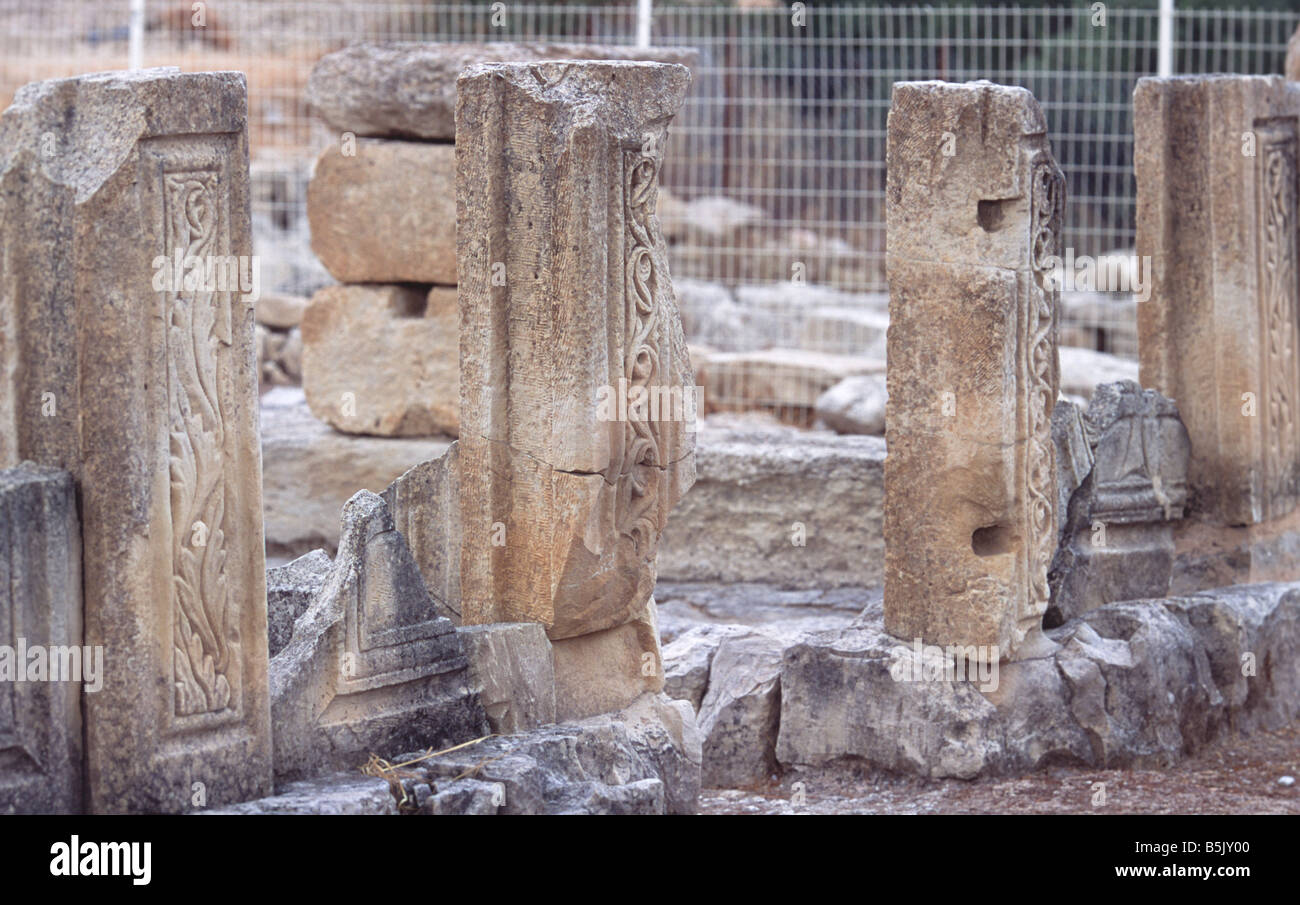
[1133, 74, 1300, 115]
[0, 66, 249, 472]
[307, 42, 699, 141]
[0, 67, 246, 177]
[886, 79, 1053, 270]
[458, 61, 691, 144]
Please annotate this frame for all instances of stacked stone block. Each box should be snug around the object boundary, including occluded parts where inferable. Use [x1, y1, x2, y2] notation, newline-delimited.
[301, 43, 697, 440]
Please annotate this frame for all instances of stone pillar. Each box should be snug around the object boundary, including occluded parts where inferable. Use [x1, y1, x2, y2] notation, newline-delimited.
[455, 61, 696, 718]
[1136, 75, 1300, 526]
[0, 464, 82, 814]
[0, 69, 272, 812]
[884, 81, 1064, 660]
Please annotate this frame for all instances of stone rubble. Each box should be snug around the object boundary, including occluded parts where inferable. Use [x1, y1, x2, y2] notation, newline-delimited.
[411, 694, 702, 815]
[269, 491, 488, 783]
[814, 374, 888, 435]
[1048, 381, 1191, 625]
[658, 580, 1300, 784]
[266, 549, 332, 658]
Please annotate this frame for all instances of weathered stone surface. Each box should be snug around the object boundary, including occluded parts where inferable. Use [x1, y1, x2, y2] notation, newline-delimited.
[1171, 506, 1300, 593]
[776, 618, 1016, 780]
[673, 278, 889, 357]
[456, 62, 696, 652]
[256, 292, 309, 329]
[661, 623, 750, 711]
[1164, 583, 1300, 732]
[202, 773, 397, 815]
[1052, 399, 1094, 540]
[0, 464, 82, 814]
[801, 306, 890, 358]
[422, 778, 502, 815]
[257, 324, 303, 390]
[697, 631, 785, 787]
[775, 582, 1300, 778]
[1136, 75, 1300, 525]
[1082, 380, 1190, 523]
[307, 42, 699, 141]
[381, 444, 461, 621]
[1048, 381, 1191, 624]
[0, 68, 271, 813]
[409, 693, 701, 814]
[675, 280, 806, 354]
[884, 80, 1064, 659]
[552, 598, 665, 722]
[266, 549, 331, 659]
[459, 622, 556, 734]
[814, 374, 887, 435]
[705, 349, 881, 421]
[269, 491, 488, 782]
[302, 284, 459, 437]
[656, 582, 868, 646]
[261, 387, 451, 559]
[658, 419, 885, 589]
[307, 139, 456, 284]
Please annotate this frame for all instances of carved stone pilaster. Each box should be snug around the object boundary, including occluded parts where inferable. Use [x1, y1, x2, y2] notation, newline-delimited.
[0, 69, 271, 812]
[1136, 75, 1300, 526]
[884, 81, 1063, 659]
[454, 61, 695, 717]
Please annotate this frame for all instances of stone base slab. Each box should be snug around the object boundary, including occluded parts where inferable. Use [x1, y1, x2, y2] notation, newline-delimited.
[774, 582, 1300, 779]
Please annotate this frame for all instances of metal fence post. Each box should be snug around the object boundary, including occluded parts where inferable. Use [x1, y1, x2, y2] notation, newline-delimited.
[129, 0, 145, 71]
[1158, 0, 1175, 76]
[636, 0, 653, 48]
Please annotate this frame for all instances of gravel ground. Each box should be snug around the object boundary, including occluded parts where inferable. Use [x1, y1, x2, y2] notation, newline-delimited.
[701, 724, 1300, 815]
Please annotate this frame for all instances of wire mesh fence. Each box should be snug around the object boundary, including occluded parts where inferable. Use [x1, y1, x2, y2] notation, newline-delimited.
[0, 2, 1295, 416]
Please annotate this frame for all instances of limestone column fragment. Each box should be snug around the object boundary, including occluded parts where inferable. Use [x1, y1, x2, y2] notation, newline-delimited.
[884, 80, 1064, 660]
[0, 69, 272, 812]
[455, 61, 696, 717]
[1135, 75, 1300, 526]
